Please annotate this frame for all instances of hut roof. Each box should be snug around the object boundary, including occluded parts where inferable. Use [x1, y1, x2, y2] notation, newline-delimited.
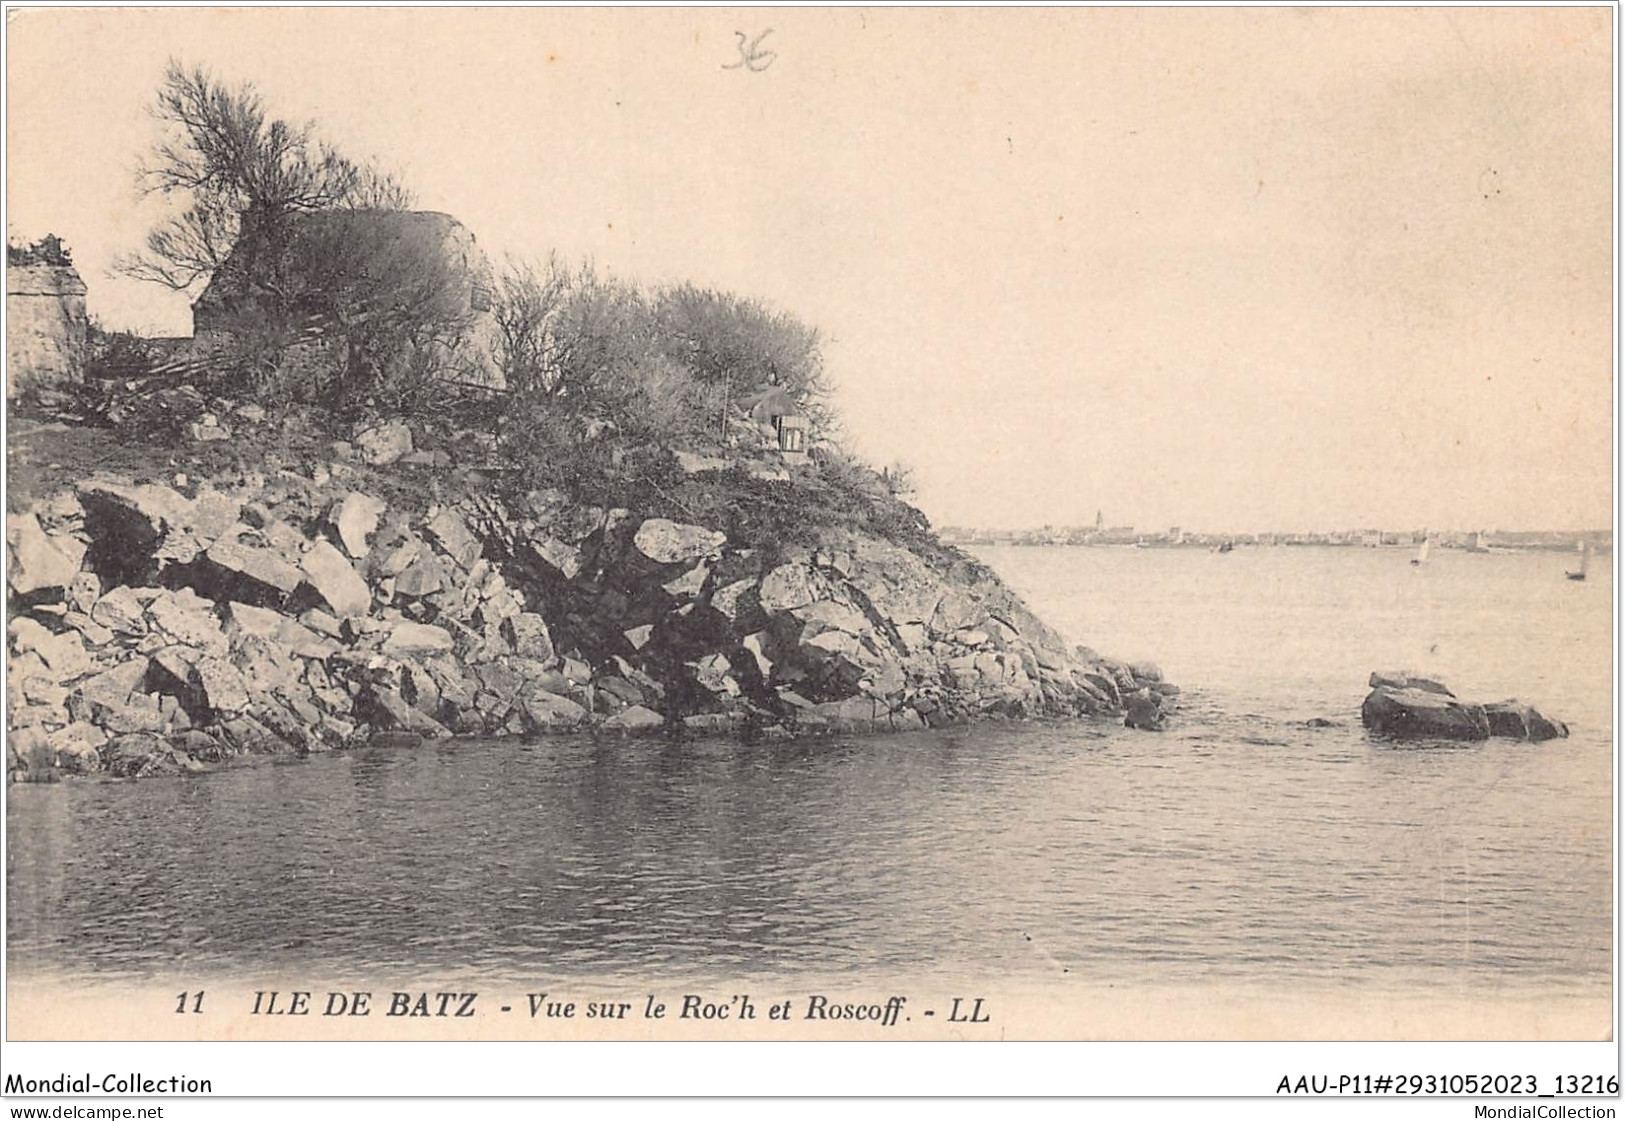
[192, 209, 492, 320]
[739, 384, 800, 424]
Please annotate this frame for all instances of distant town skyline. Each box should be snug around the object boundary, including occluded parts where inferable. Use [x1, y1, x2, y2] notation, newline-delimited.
[6, 8, 1613, 534]
[938, 521, 1612, 547]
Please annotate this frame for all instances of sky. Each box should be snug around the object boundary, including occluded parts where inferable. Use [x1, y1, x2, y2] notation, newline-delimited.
[5, 7, 1614, 533]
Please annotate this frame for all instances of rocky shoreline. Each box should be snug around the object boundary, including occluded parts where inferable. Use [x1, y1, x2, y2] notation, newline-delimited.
[7, 433, 1176, 783]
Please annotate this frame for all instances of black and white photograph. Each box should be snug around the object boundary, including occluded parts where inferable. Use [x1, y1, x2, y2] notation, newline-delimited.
[2, 3, 1616, 1104]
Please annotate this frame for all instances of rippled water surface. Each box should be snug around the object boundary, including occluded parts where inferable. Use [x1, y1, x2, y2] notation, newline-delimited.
[6, 546, 1613, 998]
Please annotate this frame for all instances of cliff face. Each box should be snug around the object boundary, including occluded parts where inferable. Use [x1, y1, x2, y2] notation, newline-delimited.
[7, 427, 1173, 782]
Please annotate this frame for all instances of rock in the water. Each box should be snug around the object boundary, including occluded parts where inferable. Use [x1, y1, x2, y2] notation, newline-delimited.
[632, 519, 726, 566]
[1124, 690, 1168, 731]
[1368, 671, 1454, 697]
[1361, 686, 1488, 741]
[1484, 701, 1570, 742]
[49, 723, 106, 773]
[355, 420, 413, 466]
[9, 725, 56, 780]
[602, 704, 664, 733]
[811, 695, 884, 732]
[333, 492, 388, 559]
[523, 691, 589, 730]
[360, 685, 451, 738]
[8, 513, 81, 596]
[301, 539, 372, 617]
[102, 732, 180, 778]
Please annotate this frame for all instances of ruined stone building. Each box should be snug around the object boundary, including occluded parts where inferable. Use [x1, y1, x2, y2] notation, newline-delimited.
[7, 239, 88, 399]
[190, 209, 504, 388]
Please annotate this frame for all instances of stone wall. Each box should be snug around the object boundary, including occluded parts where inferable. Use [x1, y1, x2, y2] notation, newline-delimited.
[7, 265, 87, 399]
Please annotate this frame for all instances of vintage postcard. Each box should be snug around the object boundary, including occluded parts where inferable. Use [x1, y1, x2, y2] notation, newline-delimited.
[2, 4, 1615, 1102]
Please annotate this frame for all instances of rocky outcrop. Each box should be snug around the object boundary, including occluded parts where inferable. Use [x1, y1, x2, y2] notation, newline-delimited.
[8, 465, 1168, 782]
[1361, 671, 1567, 744]
[1483, 700, 1569, 742]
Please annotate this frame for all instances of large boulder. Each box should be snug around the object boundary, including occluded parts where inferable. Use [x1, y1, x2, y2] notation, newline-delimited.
[101, 732, 185, 778]
[10, 618, 95, 682]
[76, 480, 194, 579]
[146, 588, 228, 655]
[523, 691, 589, 731]
[528, 536, 583, 582]
[759, 564, 817, 613]
[426, 509, 482, 569]
[69, 659, 150, 722]
[380, 622, 456, 657]
[632, 519, 726, 566]
[358, 684, 451, 739]
[1124, 689, 1168, 731]
[1484, 701, 1570, 742]
[501, 613, 554, 661]
[332, 492, 388, 559]
[1361, 686, 1489, 741]
[8, 512, 82, 597]
[355, 420, 413, 466]
[89, 585, 149, 635]
[602, 704, 664, 733]
[202, 538, 304, 604]
[301, 539, 372, 617]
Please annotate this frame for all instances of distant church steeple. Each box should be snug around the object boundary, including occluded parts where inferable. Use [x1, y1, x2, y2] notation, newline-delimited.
[1095, 509, 1104, 531]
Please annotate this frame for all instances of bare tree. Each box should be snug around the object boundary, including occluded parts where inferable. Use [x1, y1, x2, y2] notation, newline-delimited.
[492, 253, 572, 396]
[120, 61, 415, 294]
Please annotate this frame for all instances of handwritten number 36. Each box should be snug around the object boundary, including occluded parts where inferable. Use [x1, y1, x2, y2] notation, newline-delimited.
[724, 30, 776, 72]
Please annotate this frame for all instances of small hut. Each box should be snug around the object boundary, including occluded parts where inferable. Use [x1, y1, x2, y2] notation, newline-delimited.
[740, 384, 810, 462]
[6, 236, 87, 400]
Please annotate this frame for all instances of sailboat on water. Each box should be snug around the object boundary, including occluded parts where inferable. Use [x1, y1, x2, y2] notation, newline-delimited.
[1566, 540, 1592, 581]
[1410, 537, 1430, 567]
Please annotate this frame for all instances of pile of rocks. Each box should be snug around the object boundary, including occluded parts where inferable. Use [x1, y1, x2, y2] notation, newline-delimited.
[1359, 671, 1567, 743]
[8, 463, 1172, 782]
